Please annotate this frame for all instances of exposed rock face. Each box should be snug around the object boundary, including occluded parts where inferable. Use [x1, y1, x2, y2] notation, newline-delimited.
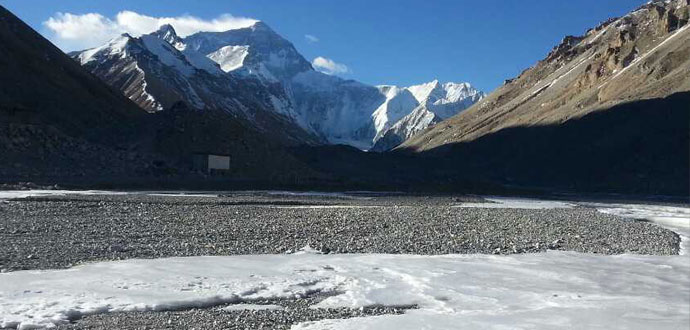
[402, 0, 690, 151]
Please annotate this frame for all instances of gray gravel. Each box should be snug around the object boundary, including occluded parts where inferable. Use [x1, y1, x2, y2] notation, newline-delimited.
[0, 192, 682, 329]
[56, 293, 415, 330]
[0, 192, 680, 272]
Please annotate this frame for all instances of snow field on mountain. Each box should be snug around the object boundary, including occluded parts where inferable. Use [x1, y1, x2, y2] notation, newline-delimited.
[207, 45, 249, 72]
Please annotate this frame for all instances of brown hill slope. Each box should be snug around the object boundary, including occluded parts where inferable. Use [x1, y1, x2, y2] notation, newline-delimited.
[401, 0, 689, 151]
[388, 0, 690, 195]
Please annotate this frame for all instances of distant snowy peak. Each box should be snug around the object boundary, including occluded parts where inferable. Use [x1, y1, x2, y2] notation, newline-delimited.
[379, 80, 483, 107]
[371, 80, 484, 143]
[139, 33, 197, 77]
[77, 34, 133, 65]
[77, 25, 224, 77]
[407, 80, 443, 103]
[150, 24, 183, 48]
[145, 25, 223, 76]
[406, 80, 484, 108]
[427, 82, 484, 120]
[371, 87, 420, 138]
[441, 82, 483, 103]
[370, 104, 441, 152]
[184, 21, 313, 82]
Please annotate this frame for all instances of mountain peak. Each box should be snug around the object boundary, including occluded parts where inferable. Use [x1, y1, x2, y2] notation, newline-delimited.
[158, 23, 176, 33]
[76, 33, 133, 65]
[183, 20, 313, 81]
[150, 24, 181, 45]
[407, 80, 444, 103]
[247, 20, 270, 31]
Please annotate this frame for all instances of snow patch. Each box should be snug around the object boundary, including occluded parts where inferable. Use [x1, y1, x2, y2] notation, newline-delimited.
[222, 304, 284, 312]
[270, 205, 381, 209]
[77, 34, 131, 65]
[0, 190, 129, 200]
[2, 247, 688, 329]
[207, 45, 250, 72]
[0, 190, 221, 201]
[0, 256, 342, 329]
[592, 203, 690, 254]
[455, 197, 577, 209]
[521, 52, 597, 103]
[140, 34, 195, 76]
[133, 63, 164, 111]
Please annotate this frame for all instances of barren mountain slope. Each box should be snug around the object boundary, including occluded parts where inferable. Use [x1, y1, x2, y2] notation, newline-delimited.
[0, 6, 148, 145]
[0, 4, 161, 179]
[401, 0, 689, 151]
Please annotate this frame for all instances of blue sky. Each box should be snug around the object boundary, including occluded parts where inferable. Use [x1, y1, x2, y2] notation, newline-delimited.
[1, 0, 646, 92]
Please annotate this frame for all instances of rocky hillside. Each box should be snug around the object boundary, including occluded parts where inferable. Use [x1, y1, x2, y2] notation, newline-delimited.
[390, 0, 690, 195]
[402, 0, 689, 151]
[0, 4, 157, 180]
[0, 6, 147, 146]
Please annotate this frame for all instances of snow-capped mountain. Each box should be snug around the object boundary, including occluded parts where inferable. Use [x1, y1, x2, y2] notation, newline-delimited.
[184, 22, 313, 82]
[370, 80, 484, 151]
[74, 22, 483, 150]
[72, 24, 319, 146]
[185, 23, 484, 150]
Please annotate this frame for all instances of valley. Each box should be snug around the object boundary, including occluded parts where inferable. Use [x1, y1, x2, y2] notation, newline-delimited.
[0, 0, 688, 329]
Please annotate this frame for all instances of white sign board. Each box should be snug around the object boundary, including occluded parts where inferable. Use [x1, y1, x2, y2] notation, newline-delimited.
[207, 155, 230, 171]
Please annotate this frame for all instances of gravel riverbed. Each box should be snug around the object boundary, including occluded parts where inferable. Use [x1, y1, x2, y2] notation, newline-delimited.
[0, 192, 682, 329]
[0, 192, 679, 272]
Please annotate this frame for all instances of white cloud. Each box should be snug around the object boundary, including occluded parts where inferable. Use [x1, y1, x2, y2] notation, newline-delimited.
[43, 11, 258, 51]
[304, 34, 319, 43]
[312, 56, 349, 75]
[43, 13, 121, 51]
